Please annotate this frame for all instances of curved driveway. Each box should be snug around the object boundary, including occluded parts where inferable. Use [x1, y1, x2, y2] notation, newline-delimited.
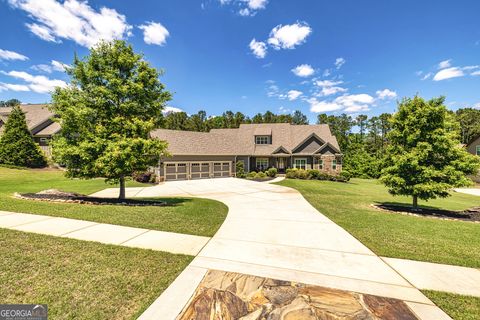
[93, 177, 450, 320]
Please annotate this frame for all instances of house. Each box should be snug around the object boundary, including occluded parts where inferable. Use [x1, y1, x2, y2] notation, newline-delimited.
[466, 135, 480, 156]
[0, 104, 60, 156]
[151, 123, 342, 181]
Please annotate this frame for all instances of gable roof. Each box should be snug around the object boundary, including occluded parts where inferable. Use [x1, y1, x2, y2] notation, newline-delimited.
[0, 104, 55, 135]
[151, 123, 341, 156]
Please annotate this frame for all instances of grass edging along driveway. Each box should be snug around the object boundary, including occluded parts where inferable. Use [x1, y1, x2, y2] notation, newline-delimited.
[277, 178, 480, 269]
[0, 228, 192, 320]
[0, 168, 228, 237]
[422, 290, 480, 320]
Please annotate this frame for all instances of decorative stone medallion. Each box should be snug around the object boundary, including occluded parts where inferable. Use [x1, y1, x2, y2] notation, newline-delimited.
[177, 270, 419, 320]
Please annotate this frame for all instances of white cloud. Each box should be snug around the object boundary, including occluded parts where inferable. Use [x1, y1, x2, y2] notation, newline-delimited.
[421, 72, 432, 80]
[433, 67, 465, 81]
[438, 59, 451, 69]
[0, 83, 30, 92]
[138, 22, 169, 46]
[315, 79, 343, 87]
[249, 38, 267, 58]
[246, 0, 268, 10]
[314, 79, 347, 96]
[376, 89, 397, 100]
[163, 106, 183, 114]
[322, 69, 331, 77]
[309, 93, 375, 113]
[220, 0, 267, 16]
[31, 60, 68, 73]
[2, 70, 67, 93]
[267, 22, 312, 49]
[8, 0, 132, 48]
[291, 64, 314, 77]
[278, 106, 291, 114]
[472, 70, 480, 76]
[287, 90, 302, 101]
[334, 57, 345, 69]
[0, 49, 29, 61]
[321, 86, 347, 96]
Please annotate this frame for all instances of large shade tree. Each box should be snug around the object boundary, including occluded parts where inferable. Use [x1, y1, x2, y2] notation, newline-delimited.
[51, 40, 172, 199]
[0, 105, 47, 168]
[380, 96, 480, 208]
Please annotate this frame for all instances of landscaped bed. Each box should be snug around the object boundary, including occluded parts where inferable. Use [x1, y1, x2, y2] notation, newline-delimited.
[0, 228, 192, 320]
[0, 167, 228, 237]
[373, 203, 480, 222]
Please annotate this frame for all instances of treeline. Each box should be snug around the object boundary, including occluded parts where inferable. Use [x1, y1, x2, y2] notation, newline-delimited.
[0, 99, 21, 107]
[162, 109, 308, 131]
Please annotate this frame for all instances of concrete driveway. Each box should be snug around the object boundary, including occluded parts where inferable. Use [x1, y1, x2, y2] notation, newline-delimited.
[93, 177, 450, 319]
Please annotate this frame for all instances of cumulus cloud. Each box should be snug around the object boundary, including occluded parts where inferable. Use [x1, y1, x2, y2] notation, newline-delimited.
[0, 83, 30, 92]
[163, 106, 183, 114]
[334, 57, 346, 69]
[249, 38, 267, 58]
[291, 64, 314, 77]
[267, 22, 312, 49]
[376, 89, 397, 100]
[220, 0, 268, 16]
[287, 90, 302, 101]
[433, 67, 465, 81]
[438, 59, 451, 69]
[0, 49, 29, 61]
[314, 79, 347, 97]
[31, 60, 68, 73]
[8, 0, 132, 48]
[472, 70, 480, 76]
[138, 21, 169, 46]
[309, 93, 375, 113]
[2, 70, 67, 93]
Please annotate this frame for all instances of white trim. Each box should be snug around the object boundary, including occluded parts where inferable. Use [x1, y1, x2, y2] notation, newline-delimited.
[293, 158, 307, 170]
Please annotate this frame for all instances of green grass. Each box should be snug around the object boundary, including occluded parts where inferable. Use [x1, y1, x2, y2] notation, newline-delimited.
[277, 178, 480, 268]
[0, 168, 228, 237]
[0, 228, 191, 320]
[423, 291, 480, 320]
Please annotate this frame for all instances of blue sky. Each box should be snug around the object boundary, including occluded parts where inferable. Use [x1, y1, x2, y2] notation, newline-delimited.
[0, 0, 479, 122]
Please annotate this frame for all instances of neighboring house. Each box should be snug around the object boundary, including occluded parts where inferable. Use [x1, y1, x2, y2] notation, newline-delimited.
[466, 135, 480, 156]
[0, 104, 60, 156]
[151, 123, 342, 181]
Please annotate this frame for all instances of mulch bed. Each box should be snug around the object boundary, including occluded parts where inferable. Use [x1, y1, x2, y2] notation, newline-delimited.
[373, 203, 480, 222]
[15, 189, 166, 207]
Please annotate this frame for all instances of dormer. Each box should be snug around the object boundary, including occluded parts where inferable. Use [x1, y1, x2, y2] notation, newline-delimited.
[254, 127, 272, 145]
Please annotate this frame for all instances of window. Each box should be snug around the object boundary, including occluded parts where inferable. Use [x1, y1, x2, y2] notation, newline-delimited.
[255, 135, 270, 144]
[332, 159, 337, 170]
[319, 159, 323, 170]
[256, 158, 269, 170]
[39, 138, 48, 142]
[294, 158, 307, 170]
[476, 146, 480, 156]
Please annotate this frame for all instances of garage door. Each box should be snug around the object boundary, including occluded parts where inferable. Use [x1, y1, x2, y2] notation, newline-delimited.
[163, 161, 232, 181]
[165, 163, 188, 181]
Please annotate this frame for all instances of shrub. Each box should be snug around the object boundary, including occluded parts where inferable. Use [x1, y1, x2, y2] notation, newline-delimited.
[286, 168, 298, 179]
[338, 170, 351, 181]
[246, 171, 257, 179]
[266, 167, 277, 177]
[255, 171, 267, 179]
[236, 161, 246, 178]
[307, 169, 320, 179]
[133, 171, 152, 183]
[317, 172, 331, 181]
[149, 173, 157, 184]
[296, 169, 309, 179]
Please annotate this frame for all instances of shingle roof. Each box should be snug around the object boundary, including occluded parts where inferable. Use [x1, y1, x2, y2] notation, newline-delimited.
[151, 123, 341, 156]
[35, 122, 61, 136]
[0, 104, 55, 135]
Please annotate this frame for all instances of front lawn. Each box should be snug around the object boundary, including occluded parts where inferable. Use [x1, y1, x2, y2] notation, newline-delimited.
[0, 228, 191, 319]
[0, 168, 228, 237]
[277, 178, 480, 268]
[423, 291, 480, 320]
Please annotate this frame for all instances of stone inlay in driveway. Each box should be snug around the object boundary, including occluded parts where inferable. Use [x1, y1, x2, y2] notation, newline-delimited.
[177, 270, 420, 320]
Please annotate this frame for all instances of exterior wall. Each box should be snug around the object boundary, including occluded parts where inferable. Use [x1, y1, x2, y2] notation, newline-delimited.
[467, 136, 480, 155]
[292, 156, 313, 170]
[293, 136, 323, 154]
[158, 155, 236, 180]
[313, 155, 342, 174]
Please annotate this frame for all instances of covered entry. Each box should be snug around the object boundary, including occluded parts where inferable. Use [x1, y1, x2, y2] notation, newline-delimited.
[162, 161, 232, 181]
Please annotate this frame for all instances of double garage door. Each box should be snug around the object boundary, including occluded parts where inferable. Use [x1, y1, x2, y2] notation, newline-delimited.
[164, 161, 231, 181]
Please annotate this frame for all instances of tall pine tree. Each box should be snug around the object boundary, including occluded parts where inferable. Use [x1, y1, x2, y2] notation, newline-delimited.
[0, 105, 47, 168]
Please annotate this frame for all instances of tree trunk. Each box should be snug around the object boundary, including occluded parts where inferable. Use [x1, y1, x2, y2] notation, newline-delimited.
[412, 195, 418, 210]
[119, 175, 126, 200]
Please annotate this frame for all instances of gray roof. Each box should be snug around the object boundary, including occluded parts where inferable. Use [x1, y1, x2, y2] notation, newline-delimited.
[0, 104, 56, 136]
[151, 123, 341, 156]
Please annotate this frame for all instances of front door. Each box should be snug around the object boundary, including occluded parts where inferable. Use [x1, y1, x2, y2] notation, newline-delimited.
[277, 157, 286, 171]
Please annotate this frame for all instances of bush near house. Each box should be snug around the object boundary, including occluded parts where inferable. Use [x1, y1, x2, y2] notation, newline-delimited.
[0, 105, 47, 168]
[266, 167, 277, 177]
[286, 168, 350, 182]
[236, 161, 246, 178]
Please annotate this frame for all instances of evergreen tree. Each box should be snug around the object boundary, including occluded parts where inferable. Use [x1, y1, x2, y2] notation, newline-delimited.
[291, 110, 309, 125]
[51, 40, 171, 199]
[0, 105, 47, 168]
[380, 96, 480, 208]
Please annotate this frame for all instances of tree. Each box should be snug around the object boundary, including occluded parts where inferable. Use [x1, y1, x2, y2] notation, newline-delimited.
[0, 105, 47, 167]
[455, 108, 480, 144]
[0, 99, 21, 107]
[51, 40, 172, 199]
[380, 96, 480, 208]
[291, 110, 309, 125]
[164, 111, 189, 130]
[355, 114, 368, 142]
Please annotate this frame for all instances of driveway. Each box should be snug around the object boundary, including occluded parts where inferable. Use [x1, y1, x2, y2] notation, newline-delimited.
[92, 178, 450, 319]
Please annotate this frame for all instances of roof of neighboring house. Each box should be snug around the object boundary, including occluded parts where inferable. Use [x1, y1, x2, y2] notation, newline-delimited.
[35, 121, 61, 136]
[0, 104, 57, 136]
[151, 123, 341, 156]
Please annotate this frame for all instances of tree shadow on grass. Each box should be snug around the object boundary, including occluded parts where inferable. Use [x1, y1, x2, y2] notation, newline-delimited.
[374, 201, 480, 221]
[140, 197, 193, 207]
